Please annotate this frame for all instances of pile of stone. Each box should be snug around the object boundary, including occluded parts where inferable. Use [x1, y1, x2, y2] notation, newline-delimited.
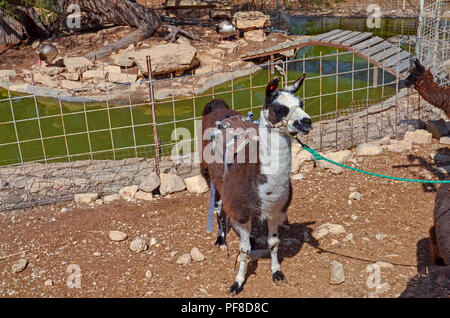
[233, 11, 271, 43]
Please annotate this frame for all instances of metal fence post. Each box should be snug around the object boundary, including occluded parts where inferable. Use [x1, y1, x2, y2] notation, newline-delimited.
[146, 56, 161, 176]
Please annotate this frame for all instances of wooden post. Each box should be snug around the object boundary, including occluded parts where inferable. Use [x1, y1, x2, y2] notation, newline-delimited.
[146, 56, 161, 176]
[270, 54, 275, 74]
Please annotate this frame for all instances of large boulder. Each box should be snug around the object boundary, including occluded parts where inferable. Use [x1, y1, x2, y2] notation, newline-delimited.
[159, 173, 186, 195]
[244, 29, 267, 42]
[233, 11, 271, 31]
[115, 43, 197, 76]
[63, 57, 93, 73]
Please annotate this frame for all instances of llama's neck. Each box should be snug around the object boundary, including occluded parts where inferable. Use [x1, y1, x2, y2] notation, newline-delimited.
[416, 72, 450, 116]
[258, 110, 292, 178]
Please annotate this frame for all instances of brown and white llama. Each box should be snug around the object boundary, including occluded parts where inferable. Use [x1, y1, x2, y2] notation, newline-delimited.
[403, 59, 450, 117]
[200, 75, 312, 295]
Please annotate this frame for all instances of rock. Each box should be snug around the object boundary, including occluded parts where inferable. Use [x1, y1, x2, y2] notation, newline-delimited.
[61, 80, 82, 90]
[130, 237, 148, 253]
[218, 41, 239, 54]
[44, 279, 54, 286]
[184, 175, 209, 194]
[108, 72, 137, 83]
[384, 139, 412, 152]
[343, 233, 354, 241]
[12, 259, 28, 273]
[64, 56, 93, 72]
[233, 11, 271, 31]
[440, 136, 450, 145]
[139, 173, 160, 193]
[190, 247, 205, 262]
[176, 253, 192, 265]
[135, 191, 153, 201]
[175, 36, 190, 45]
[114, 54, 134, 67]
[208, 48, 226, 59]
[330, 166, 344, 175]
[292, 174, 304, 180]
[312, 223, 345, 240]
[33, 73, 57, 87]
[103, 193, 121, 203]
[316, 150, 352, 169]
[109, 230, 128, 241]
[349, 192, 362, 200]
[404, 130, 432, 144]
[159, 173, 186, 195]
[61, 72, 80, 81]
[0, 69, 16, 77]
[330, 260, 345, 285]
[426, 119, 449, 139]
[119, 185, 139, 200]
[437, 165, 450, 174]
[375, 233, 387, 241]
[83, 69, 105, 80]
[150, 238, 158, 246]
[95, 199, 103, 205]
[195, 64, 224, 75]
[356, 143, 382, 156]
[60, 207, 69, 213]
[376, 261, 394, 269]
[74, 193, 98, 204]
[117, 43, 197, 76]
[244, 29, 266, 42]
[145, 270, 153, 279]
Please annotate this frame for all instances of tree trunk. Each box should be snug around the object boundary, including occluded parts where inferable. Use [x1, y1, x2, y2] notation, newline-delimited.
[4, 0, 161, 57]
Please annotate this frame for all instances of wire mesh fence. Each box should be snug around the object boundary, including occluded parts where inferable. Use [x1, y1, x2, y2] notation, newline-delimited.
[416, 0, 450, 84]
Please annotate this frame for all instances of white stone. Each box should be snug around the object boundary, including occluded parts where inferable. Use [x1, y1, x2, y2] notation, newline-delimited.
[376, 233, 387, 241]
[44, 279, 53, 286]
[119, 185, 139, 200]
[440, 136, 450, 145]
[292, 174, 304, 180]
[130, 237, 148, 253]
[190, 247, 205, 262]
[108, 72, 138, 83]
[74, 193, 98, 204]
[312, 223, 345, 240]
[404, 130, 432, 144]
[139, 173, 160, 193]
[109, 230, 128, 241]
[64, 57, 93, 72]
[103, 193, 121, 203]
[244, 29, 266, 42]
[150, 238, 158, 246]
[12, 259, 28, 273]
[60, 207, 69, 213]
[330, 260, 345, 285]
[349, 192, 362, 200]
[135, 191, 153, 201]
[33, 73, 57, 87]
[356, 143, 382, 156]
[145, 270, 153, 279]
[83, 69, 105, 80]
[159, 173, 186, 195]
[385, 139, 412, 152]
[117, 43, 197, 76]
[184, 175, 209, 194]
[233, 11, 271, 31]
[0, 69, 16, 77]
[176, 253, 192, 265]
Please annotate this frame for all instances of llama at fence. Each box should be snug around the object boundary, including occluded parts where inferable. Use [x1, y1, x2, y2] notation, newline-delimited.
[200, 75, 312, 295]
[429, 183, 450, 266]
[403, 59, 450, 117]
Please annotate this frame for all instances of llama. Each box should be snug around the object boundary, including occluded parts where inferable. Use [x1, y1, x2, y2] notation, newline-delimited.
[200, 75, 312, 295]
[403, 59, 450, 117]
[429, 183, 450, 266]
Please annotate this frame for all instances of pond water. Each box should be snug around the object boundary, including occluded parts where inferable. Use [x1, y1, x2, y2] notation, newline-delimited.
[0, 16, 411, 164]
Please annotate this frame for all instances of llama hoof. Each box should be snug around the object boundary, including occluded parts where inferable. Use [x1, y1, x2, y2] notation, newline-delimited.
[229, 282, 243, 295]
[272, 271, 286, 284]
[215, 236, 227, 247]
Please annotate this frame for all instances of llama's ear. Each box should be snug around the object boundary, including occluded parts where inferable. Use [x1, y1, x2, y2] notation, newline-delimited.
[265, 77, 280, 105]
[414, 59, 425, 73]
[284, 74, 306, 94]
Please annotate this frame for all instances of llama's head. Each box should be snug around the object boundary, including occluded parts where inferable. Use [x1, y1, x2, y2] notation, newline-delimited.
[263, 74, 312, 136]
[403, 59, 428, 88]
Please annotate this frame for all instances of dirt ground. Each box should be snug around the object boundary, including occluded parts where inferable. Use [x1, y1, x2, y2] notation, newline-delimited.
[0, 139, 449, 298]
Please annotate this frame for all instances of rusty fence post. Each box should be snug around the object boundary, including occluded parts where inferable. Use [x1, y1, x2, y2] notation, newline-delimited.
[146, 56, 161, 176]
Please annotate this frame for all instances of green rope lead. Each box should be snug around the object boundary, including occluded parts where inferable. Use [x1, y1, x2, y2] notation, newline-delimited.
[296, 138, 450, 184]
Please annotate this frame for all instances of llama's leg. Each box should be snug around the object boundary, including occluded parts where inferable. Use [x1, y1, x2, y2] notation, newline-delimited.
[215, 200, 227, 247]
[230, 220, 251, 295]
[268, 215, 286, 284]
